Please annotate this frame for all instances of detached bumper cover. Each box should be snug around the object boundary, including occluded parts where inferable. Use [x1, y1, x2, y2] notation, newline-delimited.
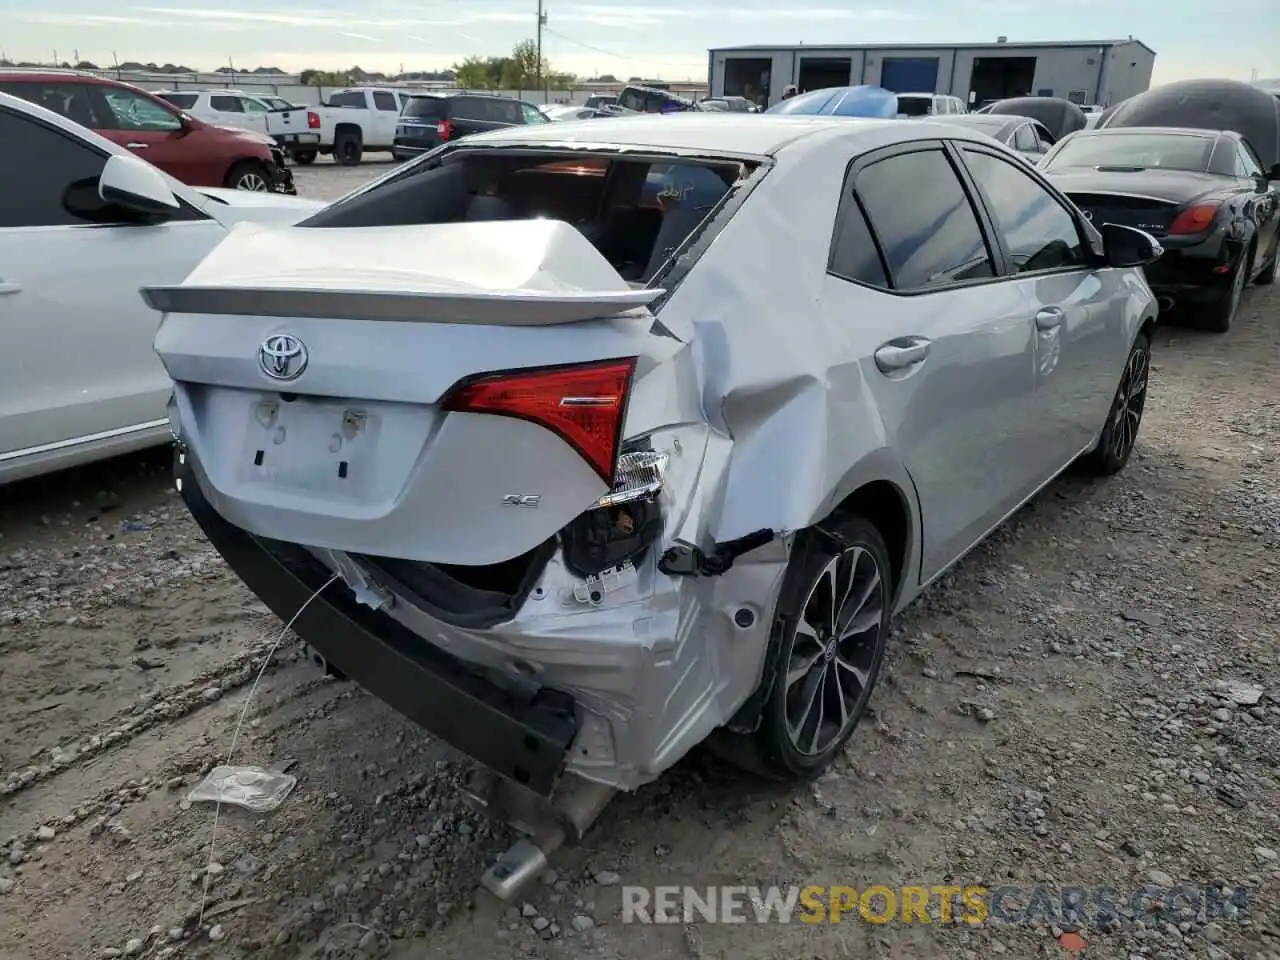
[176, 449, 577, 796]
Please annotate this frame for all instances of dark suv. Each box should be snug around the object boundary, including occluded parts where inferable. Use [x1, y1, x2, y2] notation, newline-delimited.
[392, 93, 549, 160]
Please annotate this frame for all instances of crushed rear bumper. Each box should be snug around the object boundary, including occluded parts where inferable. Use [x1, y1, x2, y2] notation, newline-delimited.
[176, 447, 577, 796]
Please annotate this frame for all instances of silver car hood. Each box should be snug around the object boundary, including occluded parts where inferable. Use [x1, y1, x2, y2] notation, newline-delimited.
[143, 219, 664, 324]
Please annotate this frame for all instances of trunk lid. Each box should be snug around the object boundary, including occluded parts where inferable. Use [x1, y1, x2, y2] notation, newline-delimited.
[149, 219, 678, 567]
[1051, 168, 1225, 236]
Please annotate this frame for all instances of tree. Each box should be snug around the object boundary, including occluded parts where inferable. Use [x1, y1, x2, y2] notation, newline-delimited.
[504, 39, 551, 89]
[453, 56, 492, 89]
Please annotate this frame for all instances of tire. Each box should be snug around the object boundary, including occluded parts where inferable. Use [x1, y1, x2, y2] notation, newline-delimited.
[225, 160, 270, 192]
[333, 131, 362, 166]
[715, 514, 893, 782]
[1253, 239, 1277, 286]
[1201, 245, 1251, 333]
[1079, 331, 1151, 477]
[293, 150, 317, 165]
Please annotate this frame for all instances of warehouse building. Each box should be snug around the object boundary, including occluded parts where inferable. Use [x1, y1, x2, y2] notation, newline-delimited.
[707, 37, 1155, 111]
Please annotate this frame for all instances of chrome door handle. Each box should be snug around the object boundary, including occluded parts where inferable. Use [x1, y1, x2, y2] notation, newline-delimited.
[874, 337, 932, 372]
[1035, 307, 1065, 330]
[126, 142, 148, 149]
[0, 281, 20, 295]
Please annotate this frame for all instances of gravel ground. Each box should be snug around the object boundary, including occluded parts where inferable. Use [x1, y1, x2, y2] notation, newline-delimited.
[1, 164, 1278, 959]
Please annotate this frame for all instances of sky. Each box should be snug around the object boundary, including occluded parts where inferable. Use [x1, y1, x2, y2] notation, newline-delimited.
[2, 0, 1277, 83]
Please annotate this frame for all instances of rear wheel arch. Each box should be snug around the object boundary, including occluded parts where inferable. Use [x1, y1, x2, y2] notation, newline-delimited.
[829, 479, 912, 605]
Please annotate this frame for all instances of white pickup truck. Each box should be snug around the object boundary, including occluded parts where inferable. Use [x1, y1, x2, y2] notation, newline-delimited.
[309, 87, 416, 164]
[154, 90, 323, 163]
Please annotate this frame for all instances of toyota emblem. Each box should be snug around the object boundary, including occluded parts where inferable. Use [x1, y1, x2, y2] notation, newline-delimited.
[259, 334, 308, 381]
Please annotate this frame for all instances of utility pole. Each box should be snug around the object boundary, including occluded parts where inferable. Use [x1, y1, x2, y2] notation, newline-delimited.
[535, 0, 546, 94]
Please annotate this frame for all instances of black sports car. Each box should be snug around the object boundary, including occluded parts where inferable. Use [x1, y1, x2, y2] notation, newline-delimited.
[1041, 127, 1280, 332]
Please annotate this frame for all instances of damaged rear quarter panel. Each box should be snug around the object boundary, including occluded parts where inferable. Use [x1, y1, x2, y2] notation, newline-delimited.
[657, 125, 922, 583]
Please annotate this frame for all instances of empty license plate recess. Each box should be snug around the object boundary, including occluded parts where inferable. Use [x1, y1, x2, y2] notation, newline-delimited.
[241, 396, 385, 499]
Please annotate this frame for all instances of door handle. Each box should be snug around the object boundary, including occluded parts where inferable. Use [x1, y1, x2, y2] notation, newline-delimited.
[1035, 307, 1065, 331]
[126, 142, 148, 149]
[0, 281, 20, 295]
[874, 337, 932, 373]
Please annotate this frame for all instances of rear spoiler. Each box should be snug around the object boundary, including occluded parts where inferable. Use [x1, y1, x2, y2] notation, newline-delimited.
[141, 219, 665, 325]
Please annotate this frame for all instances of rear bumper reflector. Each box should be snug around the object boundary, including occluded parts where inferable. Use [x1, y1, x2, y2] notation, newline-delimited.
[176, 448, 577, 796]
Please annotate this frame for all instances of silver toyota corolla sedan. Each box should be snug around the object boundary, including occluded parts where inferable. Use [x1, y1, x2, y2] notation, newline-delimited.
[144, 114, 1161, 894]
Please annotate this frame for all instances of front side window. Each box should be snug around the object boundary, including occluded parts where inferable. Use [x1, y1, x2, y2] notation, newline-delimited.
[520, 102, 549, 124]
[855, 149, 994, 289]
[1235, 141, 1264, 178]
[242, 97, 268, 113]
[210, 95, 244, 113]
[962, 149, 1085, 273]
[99, 88, 183, 131]
[0, 107, 109, 227]
[1013, 123, 1038, 152]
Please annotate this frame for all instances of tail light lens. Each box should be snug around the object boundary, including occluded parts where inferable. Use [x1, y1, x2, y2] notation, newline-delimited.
[437, 118, 453, 140]
[442, 358, 637, 485]
[1167, 203, 1220, 235]
[306, 111, 320, 129]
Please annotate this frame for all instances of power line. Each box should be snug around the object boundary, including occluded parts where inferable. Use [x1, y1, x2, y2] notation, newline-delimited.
[541, 26, 635, 62]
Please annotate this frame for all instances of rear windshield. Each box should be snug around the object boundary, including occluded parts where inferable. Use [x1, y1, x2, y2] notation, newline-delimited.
[327, 90, 365, 108]
[157, 92, 198, 109]
[896, 96, 932, 116]
[1045, 132, 1215, 172]
[302, 149, 757, 287]
[403, 96, 446, 119]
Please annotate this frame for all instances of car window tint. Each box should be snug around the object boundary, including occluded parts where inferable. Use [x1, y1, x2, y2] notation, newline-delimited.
[159, 92, 198, 109]
[242, 97, 268, 113]
[99, 89, 183, 131]
[328, 91, 365, 107]
[209, 95, 242, 112]
[403, 97, 445, 120]
[855, 149, 994, 289]
[829, 193, 889, 287]
[0, 107, 109, 227]
[449, 97, 489, 121]
[962, 149, 1086, 273]
[1, 82, 106, 129]
[1013, 123, 1037, 151]
[373, 91, 398, 112]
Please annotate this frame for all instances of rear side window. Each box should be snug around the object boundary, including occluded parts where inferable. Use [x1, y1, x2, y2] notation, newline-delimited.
[210, 95, 243, 112]
[829, 195, 889, 288]
[159, 92, 198, 109]
[520, 102, 548, 124]
[962, 149, 1085, 273]
[855, 149, 995, 289]
[373, 91, 398, 112]
[403, 97, 445, 120]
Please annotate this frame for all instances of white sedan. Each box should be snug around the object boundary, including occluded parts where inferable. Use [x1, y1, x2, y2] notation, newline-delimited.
[0, 91, 322, 484]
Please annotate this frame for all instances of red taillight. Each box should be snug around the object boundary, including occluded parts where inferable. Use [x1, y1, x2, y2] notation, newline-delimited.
[1167, 202, 1220, 235]
[442, 358, 637, 485]
[307, 111, 320, 129]
[437, 118, 453, 140]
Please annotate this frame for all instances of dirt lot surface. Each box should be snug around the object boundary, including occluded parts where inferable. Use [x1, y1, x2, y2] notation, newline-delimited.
[2, 163, 1278, 960]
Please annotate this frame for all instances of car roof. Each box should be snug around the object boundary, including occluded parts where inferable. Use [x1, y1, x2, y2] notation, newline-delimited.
[927, 114, 1020, 131]
[452, 113, 992, 158]
[1072, 125, 1224, 139]
[409, 91, 516, 101]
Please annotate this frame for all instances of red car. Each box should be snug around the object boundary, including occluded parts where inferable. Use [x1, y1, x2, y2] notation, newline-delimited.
[0, 70, 295, 194]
